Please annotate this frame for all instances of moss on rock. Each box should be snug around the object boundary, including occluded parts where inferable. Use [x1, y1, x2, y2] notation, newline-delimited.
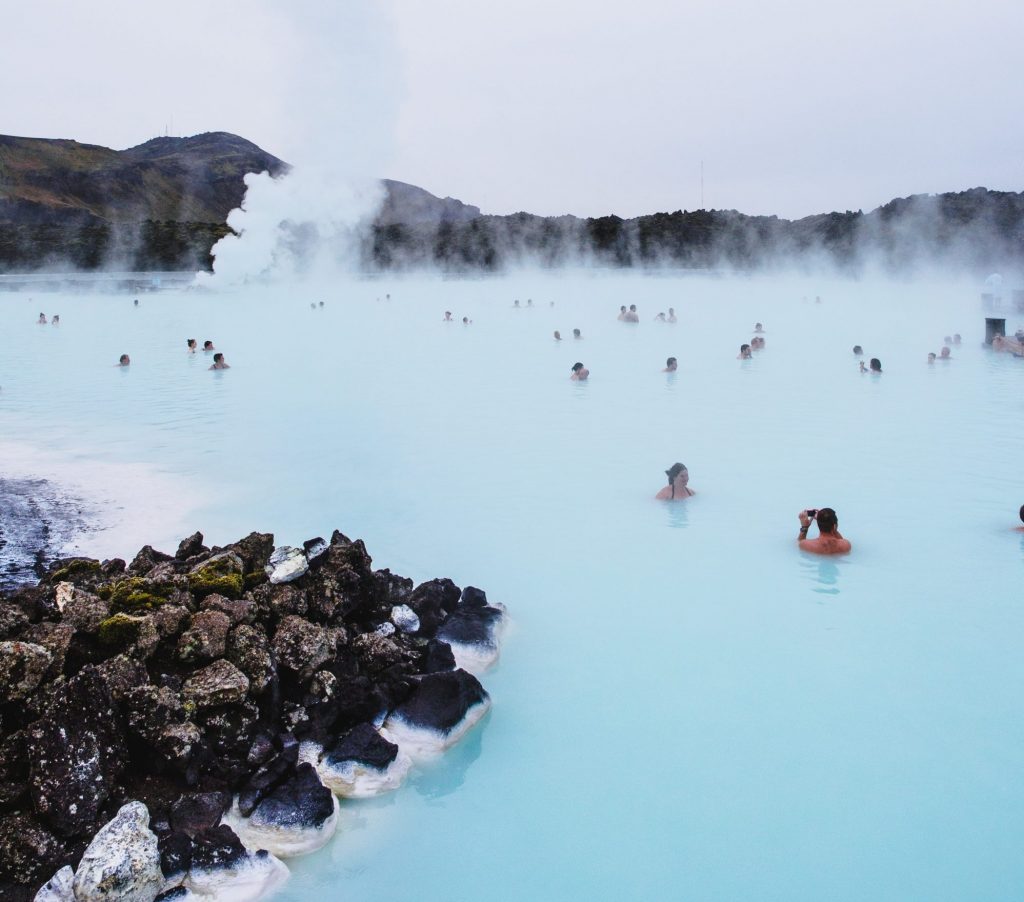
[188, 554, 243, 600]
[50, 559, 101, 584]
[97, 613, 145, 649]
[103, 577, 174, 613]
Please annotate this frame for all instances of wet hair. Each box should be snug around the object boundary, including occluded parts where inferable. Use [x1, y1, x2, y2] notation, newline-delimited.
[629, 304, 637, 311]
[853, 345, 863, 355]
[187, 338, 196, 347]
[1019, 504, 1024, 524]
[666, 357, 677, 367]
[740, 343, 750, 352]
[203, 340, 214, 349]
[620, 306, 626, 312]
[870, 358, 882, 372]
[571, 362, 584, 372]
[119, 354, 130, 365]
[573, 329, 581, 337]
[816, 508, 838, 533]
[213, 353, 224, 363]
[665, 463, 687, 499]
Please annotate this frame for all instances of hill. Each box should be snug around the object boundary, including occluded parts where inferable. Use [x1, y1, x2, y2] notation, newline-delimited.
[1, 131, 1022, 274]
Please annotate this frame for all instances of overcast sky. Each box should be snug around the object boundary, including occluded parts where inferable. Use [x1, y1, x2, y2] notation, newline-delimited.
[2, 0, 1021, 219]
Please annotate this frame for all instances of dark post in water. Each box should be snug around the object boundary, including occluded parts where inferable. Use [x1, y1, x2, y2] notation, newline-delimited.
[985, 318, 1006, 345]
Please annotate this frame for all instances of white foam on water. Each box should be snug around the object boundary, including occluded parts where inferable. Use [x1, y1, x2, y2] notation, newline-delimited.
[317, 748, 413, 798]
[221, 795, 340, 859]
[381, 697, 492, 762]
[184, 852, 289, 902]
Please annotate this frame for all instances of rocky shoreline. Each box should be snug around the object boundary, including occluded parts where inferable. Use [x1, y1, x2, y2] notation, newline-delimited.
[0, 477, 92, 592]
[0, 529, 506, 900]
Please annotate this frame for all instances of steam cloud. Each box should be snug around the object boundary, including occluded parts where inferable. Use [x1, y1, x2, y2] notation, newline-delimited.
[201, 1, 402, 286]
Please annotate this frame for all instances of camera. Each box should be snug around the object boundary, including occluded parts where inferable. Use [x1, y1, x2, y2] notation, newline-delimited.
[806, 509, 818, 518]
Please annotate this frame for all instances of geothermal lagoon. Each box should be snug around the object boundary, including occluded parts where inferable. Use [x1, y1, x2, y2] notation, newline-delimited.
[3, 271, 1024, 901]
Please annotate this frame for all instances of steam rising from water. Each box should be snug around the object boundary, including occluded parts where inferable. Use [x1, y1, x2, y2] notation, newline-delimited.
[202, 1, 401, 285]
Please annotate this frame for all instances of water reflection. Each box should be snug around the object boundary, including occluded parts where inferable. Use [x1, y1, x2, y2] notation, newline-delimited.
[799, 554, 842, 596]
[409, 710, 489, 803]
[664, 500, 689, 530]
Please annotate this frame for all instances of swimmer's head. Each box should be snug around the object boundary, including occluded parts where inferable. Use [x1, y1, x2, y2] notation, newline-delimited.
[666, 357, 677, 369]
[666, 462, 687, 481]
[620, 306, 626, 312]
[928, 352, 936, 362]
[629, 304, 637, 312]
[553, 331, 561, 340]
[203, 340, 214, 350]
[940, 347, 950, 358]
[573, 329, 581, 338]
[853, 345, 863, 355]
[870, 358, 882, 372]
[119, 354, 130, 365]
[1019, 503, 1024, 524]
[187, 338, 196, 349]
[816, 508, 838, 533]
[213, 353, 224, 363]
[571, 362, 584, 373]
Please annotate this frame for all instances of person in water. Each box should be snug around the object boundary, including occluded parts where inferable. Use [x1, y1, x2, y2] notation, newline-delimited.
[187, 338, 197, 353]
[870, 358, 882, 373]
[797, 508, 851, 554]
[853, 345, 863, 356]
[751, 336, 765, 350]
[1016, 504, 1024, 531]
[118, 354, 130, 367]
[203, 340, 215, 352]
[37, 313, 47, 324]
[667, 308, 677, 323]
[656, 463, 694, 500]
[664, 357, 677, 372]
[953, 334, 962, 345]
[51, 315, 59, 325]
[617, 305, 628, 321]
[939, 346, 952, 359]
[133, 299, 139, 307]
[754, 322, 764, 333]
[991, 334, 1022, 354]
[570, 362, 589, 381]
[573, 328, 582, 339]
[738, 344, 752, 359]
[443, 311, 453, 321]
[463, 316, 472, 324]
[654, 312, 666, 322]
[514, 299, 521, 308]
[209, 353, 230, 370]
[927, 352, 937, 363]
[624, 304, 640, 323]
[553, 331, 562, 341]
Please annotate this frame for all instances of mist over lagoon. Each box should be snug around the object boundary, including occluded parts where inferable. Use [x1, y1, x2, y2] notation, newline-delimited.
[3, 269, 1023, 900]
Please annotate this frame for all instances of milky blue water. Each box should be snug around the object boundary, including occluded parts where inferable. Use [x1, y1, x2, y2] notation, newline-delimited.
[2, 273, 1024, 901]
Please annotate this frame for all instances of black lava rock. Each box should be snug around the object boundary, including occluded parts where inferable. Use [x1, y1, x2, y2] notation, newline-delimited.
[323, 723, 399, 771]
[391, 669, 489, 734]
[26, 667, 125, 837]
[250, 762, 334, 829]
